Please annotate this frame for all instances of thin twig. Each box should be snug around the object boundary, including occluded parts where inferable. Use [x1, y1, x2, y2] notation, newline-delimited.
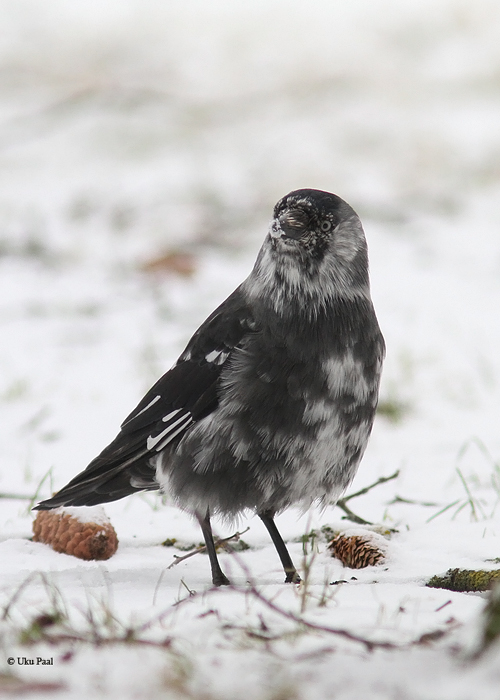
[225, 553, 454, 652]
[167, 527, 250, 569]
[340, 470, 400, 504]
[245, 582, 397, 651]
[210, 551, 402, 651]
[387, 495, 439, 507]
[335, 501, 373, 525]
[148, 569, 398, 651]
[335, 470, 400, 524]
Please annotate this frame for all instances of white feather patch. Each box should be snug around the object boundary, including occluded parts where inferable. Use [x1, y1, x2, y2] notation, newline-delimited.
[147, 410, 193, 451]
[205, 349, 230, 365]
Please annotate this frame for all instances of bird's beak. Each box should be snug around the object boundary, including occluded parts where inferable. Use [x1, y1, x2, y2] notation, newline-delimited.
[278, 209, 309, 240]
[274, 209, 309, 240]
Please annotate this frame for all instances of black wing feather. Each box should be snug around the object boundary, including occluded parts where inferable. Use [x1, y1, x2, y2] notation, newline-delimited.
[35, 287, 255, 510]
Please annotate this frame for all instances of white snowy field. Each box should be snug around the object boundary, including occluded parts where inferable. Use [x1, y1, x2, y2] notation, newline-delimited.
[1, 1, 500, 697]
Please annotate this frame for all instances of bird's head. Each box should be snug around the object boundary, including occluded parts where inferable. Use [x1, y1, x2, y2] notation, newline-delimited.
[247, 189, 371, 312]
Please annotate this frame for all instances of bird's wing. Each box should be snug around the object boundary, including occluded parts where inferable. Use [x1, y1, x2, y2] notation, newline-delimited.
[35, 286, 256, 508]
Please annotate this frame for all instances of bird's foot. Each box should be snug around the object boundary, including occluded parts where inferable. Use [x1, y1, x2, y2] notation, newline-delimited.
[284, 570, 301, 584]
[213, 572, 231, 586]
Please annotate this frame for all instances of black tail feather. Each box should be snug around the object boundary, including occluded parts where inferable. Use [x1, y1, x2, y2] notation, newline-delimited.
[34, 436, 159, 510]
[34, 470, 158, 509]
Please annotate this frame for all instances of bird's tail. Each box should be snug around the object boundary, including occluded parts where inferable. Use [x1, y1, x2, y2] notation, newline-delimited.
[34, 440, 159, 510]
[34, 467, 158, 510]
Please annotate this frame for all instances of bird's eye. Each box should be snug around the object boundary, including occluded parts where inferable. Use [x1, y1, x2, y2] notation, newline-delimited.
[321, 221, 332, 232]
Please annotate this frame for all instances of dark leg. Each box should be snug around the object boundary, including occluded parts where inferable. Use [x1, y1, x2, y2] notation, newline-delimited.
[259, 511, 301, 583]
[195, 510, 230, 586]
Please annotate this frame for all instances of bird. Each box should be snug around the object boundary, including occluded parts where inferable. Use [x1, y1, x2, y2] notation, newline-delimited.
[35, 188, 385, 586]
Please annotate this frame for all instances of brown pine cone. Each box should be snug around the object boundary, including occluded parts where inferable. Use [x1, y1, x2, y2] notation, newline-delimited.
[33, 507, 118, 560]
[329, 530, 386, 569]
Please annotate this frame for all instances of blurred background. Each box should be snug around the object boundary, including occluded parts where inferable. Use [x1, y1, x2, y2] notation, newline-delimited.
[1, 0, 500, 518]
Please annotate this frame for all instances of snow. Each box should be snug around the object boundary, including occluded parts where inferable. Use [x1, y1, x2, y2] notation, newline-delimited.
[1, 0, 500, 697]
[50, 507, 112, 527]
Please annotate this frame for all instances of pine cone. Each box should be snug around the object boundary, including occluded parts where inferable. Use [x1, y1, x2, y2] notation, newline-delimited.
[33, 507, 118, 560]
[329, 531, 386, 569]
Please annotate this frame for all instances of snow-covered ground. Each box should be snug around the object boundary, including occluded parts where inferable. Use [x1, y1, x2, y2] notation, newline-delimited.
[2, 1, 500, 697]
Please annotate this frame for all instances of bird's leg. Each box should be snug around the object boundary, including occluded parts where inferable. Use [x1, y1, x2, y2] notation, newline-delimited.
[258, 511, 301, 583]
[195, 510, 230, 586]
